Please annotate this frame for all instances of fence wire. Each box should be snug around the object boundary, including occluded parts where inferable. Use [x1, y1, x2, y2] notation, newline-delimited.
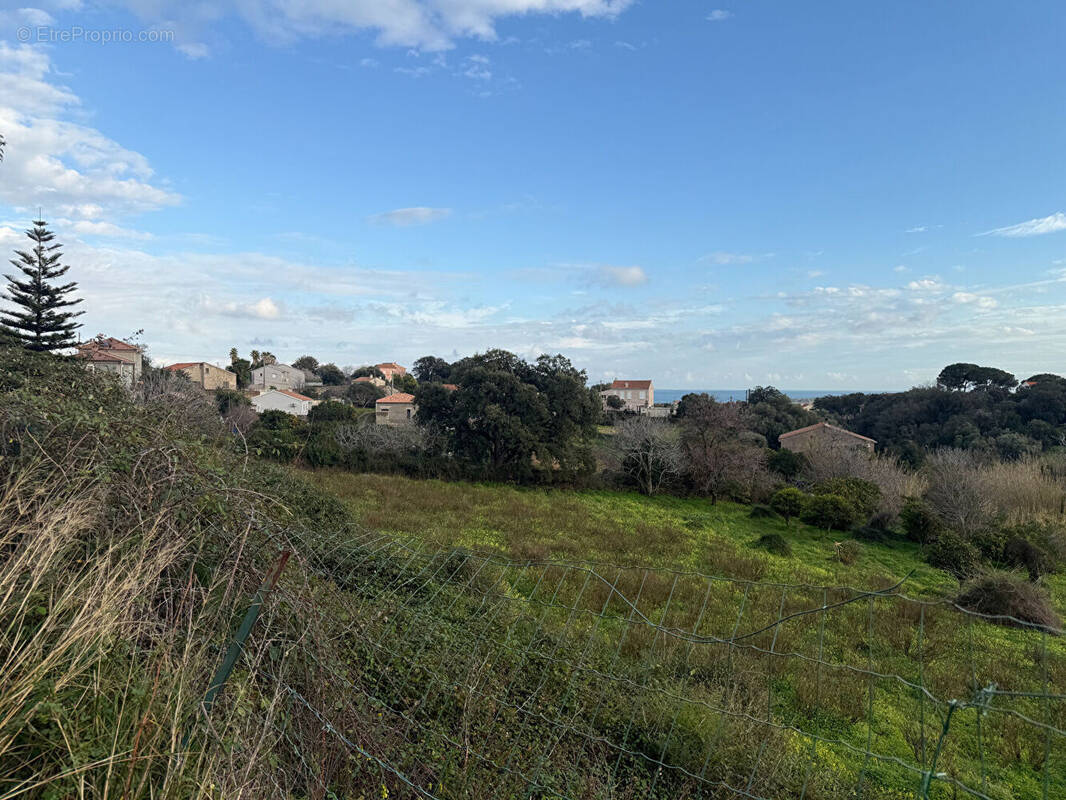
[224, 525, 1065, 800]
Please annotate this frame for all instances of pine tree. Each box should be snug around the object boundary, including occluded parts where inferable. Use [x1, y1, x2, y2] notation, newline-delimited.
[1, 220, 84, 351]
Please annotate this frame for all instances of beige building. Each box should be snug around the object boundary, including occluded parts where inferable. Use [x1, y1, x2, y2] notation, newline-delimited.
[354, 375, 387, 388]
[779, 422, 876, 454]
[375, 392, 416, 425]
[165, 361, 237, 391]
[375, 362, 407, 383]
[251, 389, 317, 417]
[601, 379, 654, 411]
[76, 337, 143, 388]
[251, 363, 305, 391]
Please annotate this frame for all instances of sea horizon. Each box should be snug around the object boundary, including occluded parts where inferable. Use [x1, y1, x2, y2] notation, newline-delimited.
[654, 388, 872, 404]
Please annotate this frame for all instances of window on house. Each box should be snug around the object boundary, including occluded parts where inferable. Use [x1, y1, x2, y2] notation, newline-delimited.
[639, 391, 646, 399]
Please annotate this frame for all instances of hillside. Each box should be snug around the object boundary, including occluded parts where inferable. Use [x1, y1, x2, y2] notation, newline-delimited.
[1, 348, 1063, 799]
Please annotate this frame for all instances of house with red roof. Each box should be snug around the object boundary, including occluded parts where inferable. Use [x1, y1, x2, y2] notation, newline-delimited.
[250, 388, 317, 417]
[75, 336, 143, 388]
[375, 392, 416, 426]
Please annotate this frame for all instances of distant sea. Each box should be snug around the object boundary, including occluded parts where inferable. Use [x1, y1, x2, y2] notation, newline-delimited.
[654, 389, 858, 405]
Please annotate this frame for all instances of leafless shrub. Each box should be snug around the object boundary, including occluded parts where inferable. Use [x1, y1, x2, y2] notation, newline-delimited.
[976, 457, 1066, 524]
[679, 402, 768, 503]
[335, 420, 433, 454]
[923, 449, 996, 533]
[802, 444, 922, 517]
[133, 367, 221, 435]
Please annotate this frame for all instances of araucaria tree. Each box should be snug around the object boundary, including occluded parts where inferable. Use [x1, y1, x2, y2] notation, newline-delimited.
[1, 220, 83, 351]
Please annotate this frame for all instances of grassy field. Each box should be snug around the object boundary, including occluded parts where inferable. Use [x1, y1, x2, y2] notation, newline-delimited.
[305, 469, 1066, 799]
[308, 470, 958, 595]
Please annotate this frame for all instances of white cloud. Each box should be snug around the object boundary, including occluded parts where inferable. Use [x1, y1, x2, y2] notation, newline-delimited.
[104, 0, 636, 52]
[0, 44, 180, 220]
[907, 278, 945, 291]
[893, 264, 909, 273]
[593, 265, 648, 287]
[979, 212, 1066, 238]
[198, 295, 283, 320]
[59, 219, 154, 240]
[701, 250, 754, 265]
[706, 9, 733, 22]
[806, 270, 824, 278]
[951, 292, 998, 309]
[367, 206, 452, 227]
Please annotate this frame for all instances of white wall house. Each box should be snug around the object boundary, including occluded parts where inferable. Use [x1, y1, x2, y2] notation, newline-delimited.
[251, 363, 306, 391]
[251, 389, 316, 417]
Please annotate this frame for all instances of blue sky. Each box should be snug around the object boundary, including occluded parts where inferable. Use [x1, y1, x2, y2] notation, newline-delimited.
[0, 0, 1064, 389]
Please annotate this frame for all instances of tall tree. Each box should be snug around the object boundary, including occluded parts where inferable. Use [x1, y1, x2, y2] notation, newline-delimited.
[1, 219, 83, 351]
[412, 355, 451, 383]
[292, 355, 319, 373]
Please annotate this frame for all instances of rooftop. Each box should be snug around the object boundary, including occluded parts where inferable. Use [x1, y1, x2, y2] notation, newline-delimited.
[778, 421, 877, 444]
[611, 379, 652, 390]
[377, 392, 416, 404]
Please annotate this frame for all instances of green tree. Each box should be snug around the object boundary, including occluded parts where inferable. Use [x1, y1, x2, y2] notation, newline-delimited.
[393, 373, 418, 393]
[227, 348, 252, 388]
[413, 355, 451, 383]
[416, 349, 598, 482]
[800, 494, 861, 531]
[745, 386, 819, 448]
[347, 381, 385, 408]
[215, 387, 249, 415]
[770, 487, 807, 526]
[292, 355, 319, 373]
[351, 366, 385, 380]
[1, 220, 83, 351]
[318, 363, 346, 385]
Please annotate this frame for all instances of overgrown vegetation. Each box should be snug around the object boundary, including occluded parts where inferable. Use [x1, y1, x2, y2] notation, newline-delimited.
[3, 347, 1065, 799]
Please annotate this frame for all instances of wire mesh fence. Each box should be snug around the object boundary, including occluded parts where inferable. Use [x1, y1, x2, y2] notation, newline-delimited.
[196, 526, 1065, 800]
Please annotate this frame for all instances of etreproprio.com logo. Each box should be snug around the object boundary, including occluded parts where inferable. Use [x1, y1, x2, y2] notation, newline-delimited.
[17, 26, 175, 44]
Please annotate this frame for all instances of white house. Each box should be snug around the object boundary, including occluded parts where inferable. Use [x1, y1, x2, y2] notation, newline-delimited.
[251, 389, 316, 417]
[251, 363, 306, 391]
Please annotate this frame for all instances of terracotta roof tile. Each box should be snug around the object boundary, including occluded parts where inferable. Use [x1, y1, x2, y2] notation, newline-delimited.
[778, 421, 876, 444]
[611, 379, 652, 390]
[377, 393, 416, 404]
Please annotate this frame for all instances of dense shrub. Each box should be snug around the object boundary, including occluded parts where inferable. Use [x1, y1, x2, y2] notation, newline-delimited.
[247, 410, 306, 461]
[748, 504, 780, 520]
[812, 477, 882, 517]
[769, 487, 806, 526]
[308, 400, 358, 423]
[755, 532, 791, 557]
[767, 448, 805, 479]
[899, 499, 942, 544]
[800, 493, 861, 531]
[955, 573, 1062, 632]
[925, 531, 981, 579]
[1003, 537, 1053, 582]
[834, 540, 861, 565]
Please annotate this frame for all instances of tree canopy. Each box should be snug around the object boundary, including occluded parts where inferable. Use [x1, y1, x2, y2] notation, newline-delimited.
[814, 365, 1066, 463]
[415, 349, 599, 482]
